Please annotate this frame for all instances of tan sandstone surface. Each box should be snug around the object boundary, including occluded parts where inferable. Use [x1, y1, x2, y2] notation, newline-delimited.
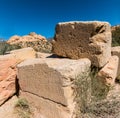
[17, 57, 91, 118]
[10, 47, 36, 61]
[0, 96, 18, 118]
[52, 21, 111, 67]
[91, 56, 119, 101]
[97, 56, 119, 86]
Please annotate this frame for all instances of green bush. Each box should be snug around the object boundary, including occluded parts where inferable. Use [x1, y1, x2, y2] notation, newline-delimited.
[112, 26, 120, 46]
[14, 98, 31, 118]
[0, 41, 21, 55]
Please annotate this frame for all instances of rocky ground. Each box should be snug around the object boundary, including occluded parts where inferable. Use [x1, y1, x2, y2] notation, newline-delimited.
[80, 83, 120, 118]
[0, 96, 18, 118]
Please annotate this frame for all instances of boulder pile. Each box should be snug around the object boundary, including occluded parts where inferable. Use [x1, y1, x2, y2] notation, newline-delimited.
[17, 21, 120, 118]
[1, 21, 120, 118]
[7, 32, 52, 53]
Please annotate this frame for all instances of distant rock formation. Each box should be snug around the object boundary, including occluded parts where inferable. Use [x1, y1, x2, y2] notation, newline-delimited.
[7, 32, 47, 44]
[7, 32, 52, 53]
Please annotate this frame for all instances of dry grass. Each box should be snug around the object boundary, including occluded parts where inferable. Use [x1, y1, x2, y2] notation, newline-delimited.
[14, 98, 32, 118]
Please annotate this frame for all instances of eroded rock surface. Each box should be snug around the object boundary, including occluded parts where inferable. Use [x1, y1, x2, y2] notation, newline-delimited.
[0, 59, 17, 105]
[53, 21, 111, 67]
[17, 57, 91, 118]
[0, 47, 36, 106]
[97, 56, 119, 86]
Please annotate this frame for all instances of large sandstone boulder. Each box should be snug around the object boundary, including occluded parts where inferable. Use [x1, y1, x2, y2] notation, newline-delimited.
[52, 21, 111, 67]
[17, 57, 91, 118]
[0, 58, 17, 105]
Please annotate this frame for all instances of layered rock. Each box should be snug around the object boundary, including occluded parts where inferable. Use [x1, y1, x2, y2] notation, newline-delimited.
[17, 57, 91, 118]
[52, 21, 111, 67]
[0, 58, 17, 105]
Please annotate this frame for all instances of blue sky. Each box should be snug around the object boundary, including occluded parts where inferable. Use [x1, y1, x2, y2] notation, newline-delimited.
[0, 0, 120, 40]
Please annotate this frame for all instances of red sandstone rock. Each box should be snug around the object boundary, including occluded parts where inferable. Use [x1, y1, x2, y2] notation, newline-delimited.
[0, 59, 17, 105]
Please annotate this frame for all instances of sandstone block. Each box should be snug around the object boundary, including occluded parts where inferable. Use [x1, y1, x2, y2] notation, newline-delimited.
[10, 47, 36, 61]
[0, 59, 17, 105]
[111, 46, 120, 76]
[97, 56, 119, 86]
[52, 21, 111, 67]
[93, 56, 119, 100]
[17, 57, 91, 118]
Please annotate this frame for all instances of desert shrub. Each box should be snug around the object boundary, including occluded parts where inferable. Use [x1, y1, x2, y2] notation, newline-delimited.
[90, 66, 110, 101]
[74, 69, 91, 117]
[112, 26, 120, 46]
[14, 98, 31, 118]
[0, 41, 8, 55]
[0, 41, 21, 55]
[74, 66, 112, 118]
